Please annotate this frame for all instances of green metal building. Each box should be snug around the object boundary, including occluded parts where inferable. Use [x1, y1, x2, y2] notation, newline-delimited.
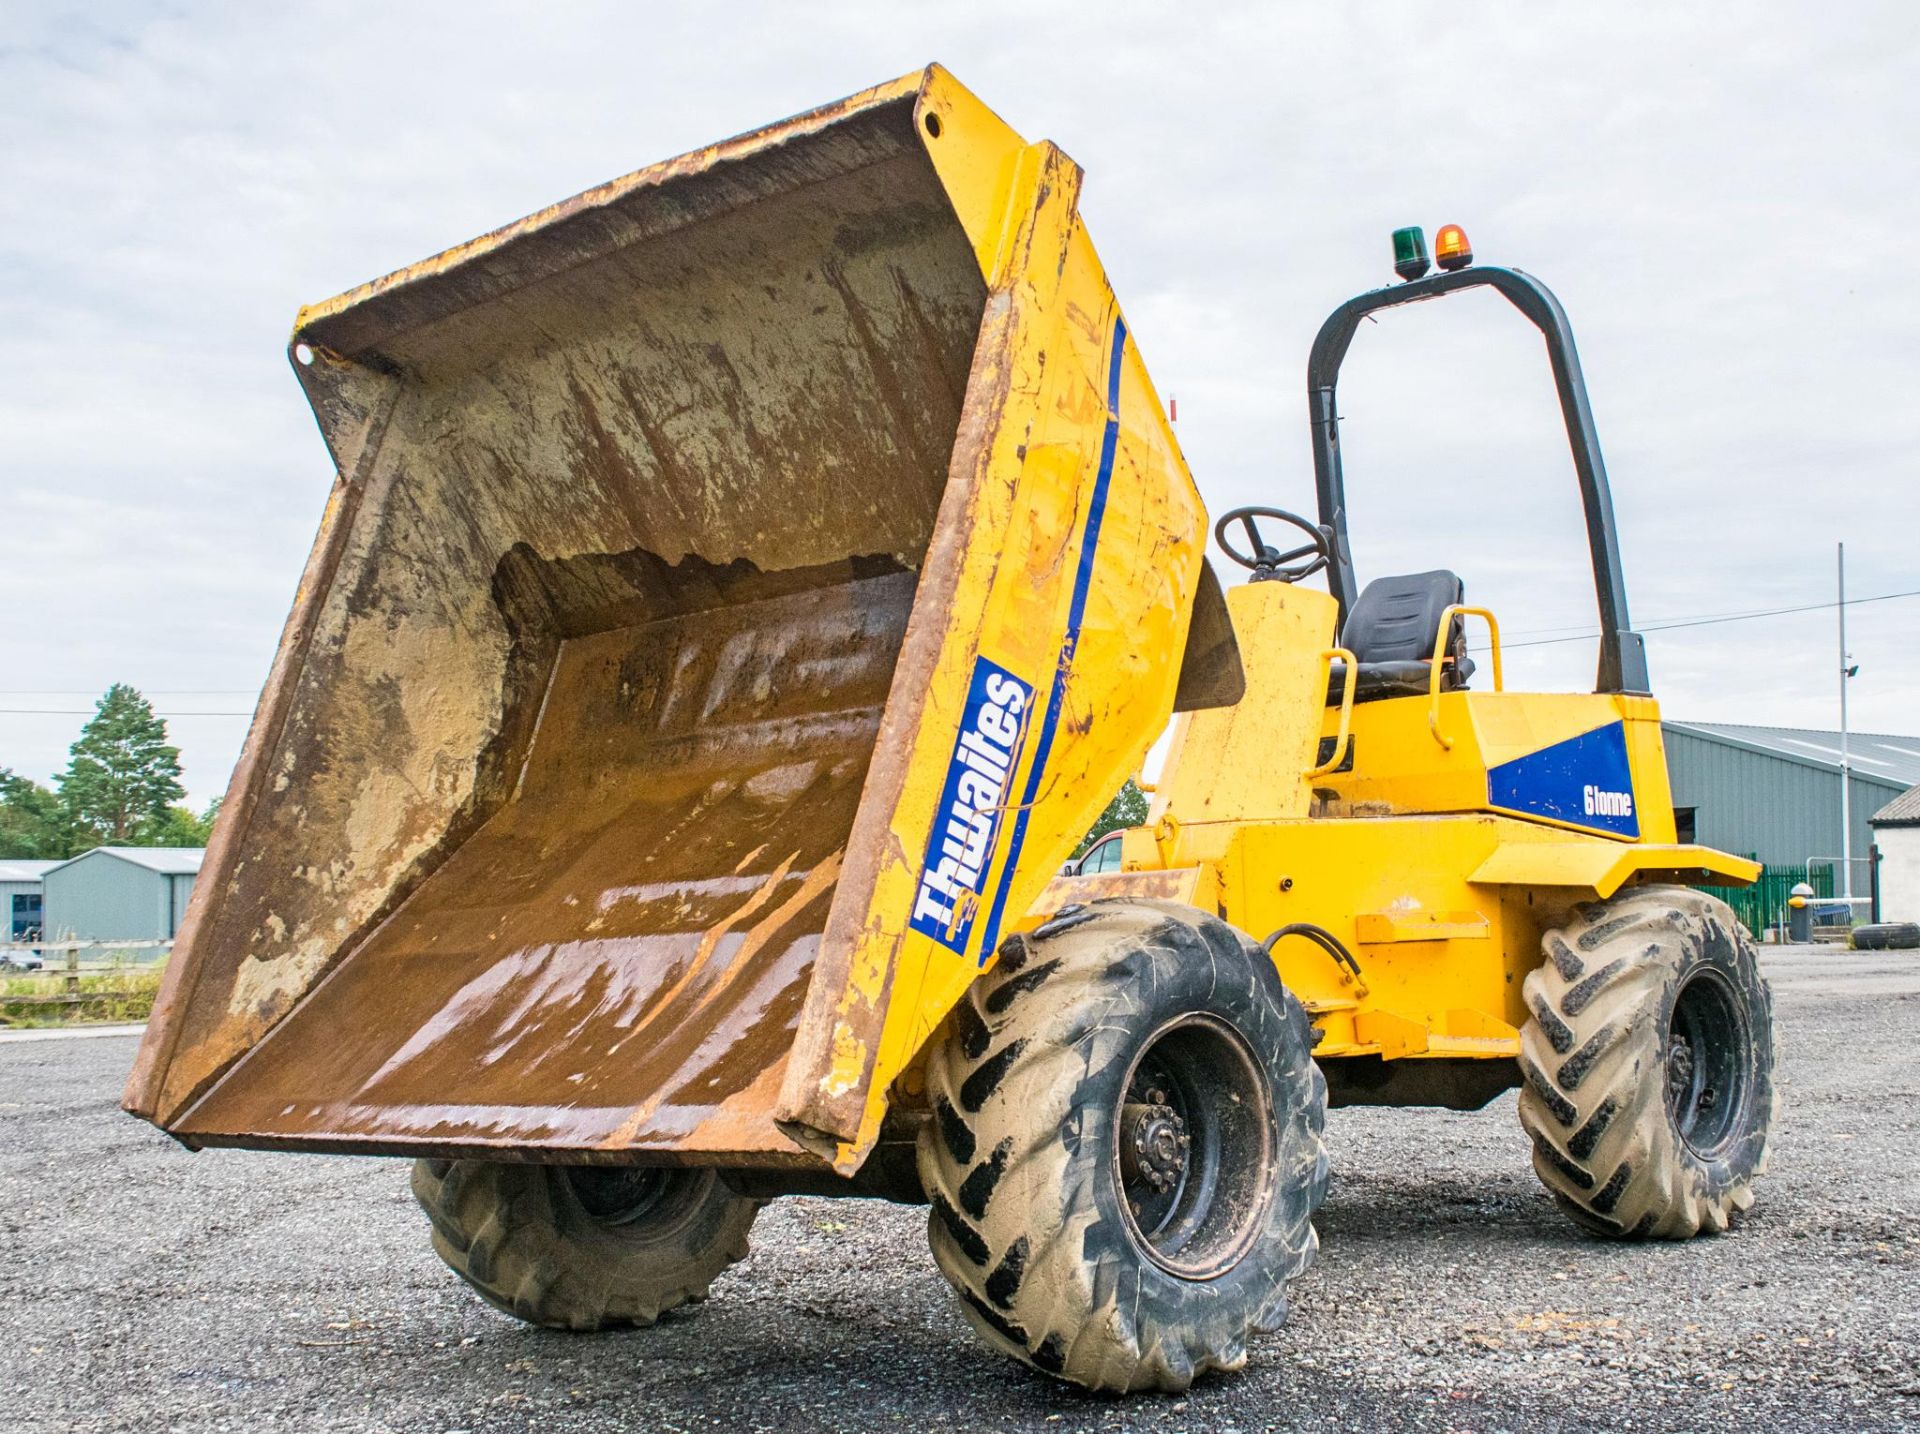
[39, 847, 204, 944]
[1663, 721, 1920, 930]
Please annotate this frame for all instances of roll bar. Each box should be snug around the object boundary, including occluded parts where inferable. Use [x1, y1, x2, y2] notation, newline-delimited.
[1306, 265, 1650, 695]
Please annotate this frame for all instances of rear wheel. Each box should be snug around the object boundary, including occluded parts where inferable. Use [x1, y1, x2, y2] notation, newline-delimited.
[917, 898, 1327, 1392]
[1519, 886, 1775, 1238]
[410, 1159, 760, 1329]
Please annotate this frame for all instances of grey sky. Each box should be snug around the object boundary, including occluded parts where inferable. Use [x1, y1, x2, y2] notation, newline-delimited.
[3, 3, 1916, 807]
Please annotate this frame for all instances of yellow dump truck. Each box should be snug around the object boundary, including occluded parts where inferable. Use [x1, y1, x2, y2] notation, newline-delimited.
[126, 66, 1776, 1393]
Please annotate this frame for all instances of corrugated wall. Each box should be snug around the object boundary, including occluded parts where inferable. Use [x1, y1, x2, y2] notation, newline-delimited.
[42, 856, 172, 942]
[1664, 725, 1904, 883]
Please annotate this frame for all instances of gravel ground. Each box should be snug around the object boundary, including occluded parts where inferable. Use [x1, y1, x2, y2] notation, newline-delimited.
[2, 945, 1915, 1432]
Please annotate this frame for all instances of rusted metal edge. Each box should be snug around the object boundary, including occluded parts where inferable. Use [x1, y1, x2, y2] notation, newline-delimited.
[179, 1130, 831, 1170]
[770, 291, 1017, 1161]
[294, 70, 936, 359]
[122, 366, 402, 1123]
[1028, 867, 1208, 911]
[774, 144, 1088, 1162]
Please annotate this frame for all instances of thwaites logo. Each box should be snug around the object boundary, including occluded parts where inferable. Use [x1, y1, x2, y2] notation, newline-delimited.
[909, 657, 1033, 954]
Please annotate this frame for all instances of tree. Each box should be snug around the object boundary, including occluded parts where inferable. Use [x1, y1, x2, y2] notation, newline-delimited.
[1074, 776, 1150, 858]
[141, 798, 220, 848]
[57, 685, 185, 845]
[0, 767, 70, 859]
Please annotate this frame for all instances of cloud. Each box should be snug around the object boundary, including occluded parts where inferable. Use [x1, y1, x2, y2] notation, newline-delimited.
[3, 2, 1916, 805]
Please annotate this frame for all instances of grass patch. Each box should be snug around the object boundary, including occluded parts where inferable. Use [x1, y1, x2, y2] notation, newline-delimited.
[0, 961, 166, 1027]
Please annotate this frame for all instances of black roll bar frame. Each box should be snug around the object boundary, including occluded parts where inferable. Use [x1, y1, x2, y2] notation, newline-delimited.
[1306, 265, 1650, 695]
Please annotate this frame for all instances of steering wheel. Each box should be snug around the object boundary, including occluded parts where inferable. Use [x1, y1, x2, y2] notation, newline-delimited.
[1214, 506, 1333, 583]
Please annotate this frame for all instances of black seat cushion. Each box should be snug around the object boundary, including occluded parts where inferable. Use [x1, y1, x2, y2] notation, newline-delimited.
[1328, 570, 1473, 703]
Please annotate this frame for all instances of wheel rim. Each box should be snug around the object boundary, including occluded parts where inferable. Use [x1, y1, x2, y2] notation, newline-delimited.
[1113, 1013, 1276, 1279]
[1665, 968, 1751, 1157]
[563, 1165, 696, 1229]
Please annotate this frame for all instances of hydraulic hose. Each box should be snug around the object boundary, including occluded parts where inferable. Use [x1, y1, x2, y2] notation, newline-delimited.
[1262, 922, 1368, 997]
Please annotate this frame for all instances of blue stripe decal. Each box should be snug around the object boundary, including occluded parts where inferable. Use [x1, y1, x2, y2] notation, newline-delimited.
[975, 314, 1129, 961]
[1487, 721, 1640, 837]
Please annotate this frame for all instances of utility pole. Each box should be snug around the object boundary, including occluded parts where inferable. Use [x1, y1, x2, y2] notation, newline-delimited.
[1838, 542, 1854, 909]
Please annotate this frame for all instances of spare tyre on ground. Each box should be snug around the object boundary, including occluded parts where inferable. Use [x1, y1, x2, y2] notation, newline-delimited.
[1850, 922, 1920, 950]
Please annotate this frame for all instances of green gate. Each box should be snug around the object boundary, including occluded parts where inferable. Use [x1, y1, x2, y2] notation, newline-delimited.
[1697, 859, 1831, 940]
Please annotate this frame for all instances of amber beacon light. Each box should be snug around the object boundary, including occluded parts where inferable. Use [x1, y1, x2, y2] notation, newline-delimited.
[1434, 223, 1474, 271]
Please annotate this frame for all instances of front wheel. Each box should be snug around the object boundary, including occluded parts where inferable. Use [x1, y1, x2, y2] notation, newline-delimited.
[917, 899, 1328, 1393]
[411, 1160, 760, 1329]
[1519, 886, 1775, 1238]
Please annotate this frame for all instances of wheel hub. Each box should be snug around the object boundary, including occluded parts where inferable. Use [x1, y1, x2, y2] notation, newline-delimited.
[1665, 969, 1747, 1156]
[1666, 1033, 1695, 1107]
[1111, 1015, 1276, 1280]
[1120, 1090, 1191, 1195]
[565, 1165, 674, 1226]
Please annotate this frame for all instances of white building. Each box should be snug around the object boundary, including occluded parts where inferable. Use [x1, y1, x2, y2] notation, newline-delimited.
[1870, 786, 1920, 923]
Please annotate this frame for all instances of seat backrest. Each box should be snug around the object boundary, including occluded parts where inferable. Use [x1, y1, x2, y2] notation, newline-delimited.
[1340, 570, 1464, 665]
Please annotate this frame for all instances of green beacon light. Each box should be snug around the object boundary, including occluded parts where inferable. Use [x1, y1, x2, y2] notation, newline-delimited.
[1392, 226, 1430, 282]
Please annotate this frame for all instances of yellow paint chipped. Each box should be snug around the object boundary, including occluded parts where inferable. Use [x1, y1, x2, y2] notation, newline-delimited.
[821, 1022, 867, 1099]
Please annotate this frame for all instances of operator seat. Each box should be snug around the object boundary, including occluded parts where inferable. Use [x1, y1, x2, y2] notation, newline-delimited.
[1328, 570, 1475, 703]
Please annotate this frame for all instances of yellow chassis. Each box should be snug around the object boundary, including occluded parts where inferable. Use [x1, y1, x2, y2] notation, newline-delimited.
[1023, 580, 1755, 1075]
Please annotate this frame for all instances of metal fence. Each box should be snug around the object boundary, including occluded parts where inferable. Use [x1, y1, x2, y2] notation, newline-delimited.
[1697, 860, 1832, 941]
[0, 939, 169, 1023]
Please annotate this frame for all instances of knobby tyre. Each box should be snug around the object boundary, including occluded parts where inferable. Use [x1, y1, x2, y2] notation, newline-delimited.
[917, 898, 1328, 1392]
[1518, 886, 1775, 1238]
[410, 1159, 760, 1329]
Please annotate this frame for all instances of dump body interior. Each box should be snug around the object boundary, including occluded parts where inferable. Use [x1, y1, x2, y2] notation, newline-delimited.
[142, 91, 985, 1160]
[125, 70, 1217, 1170]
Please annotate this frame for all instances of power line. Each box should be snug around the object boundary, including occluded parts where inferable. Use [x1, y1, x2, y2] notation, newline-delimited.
[1484, 587, 1920, 651]
[0, 709, 252, 717]
[1494, 591, 1906, 640]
